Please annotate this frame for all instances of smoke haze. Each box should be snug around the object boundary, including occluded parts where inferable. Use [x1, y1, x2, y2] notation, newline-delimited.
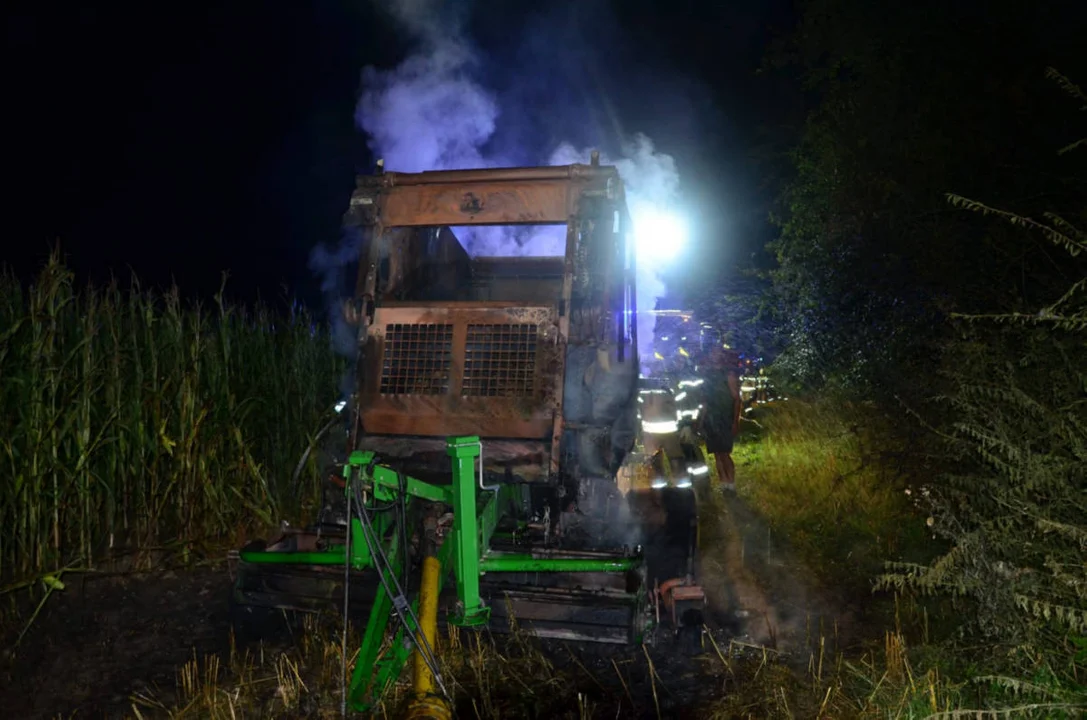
[310, 0, 684, 360]
[356, 44, 497, 174]
[309, 227, 362, 359]
[548, 136, 680, 359]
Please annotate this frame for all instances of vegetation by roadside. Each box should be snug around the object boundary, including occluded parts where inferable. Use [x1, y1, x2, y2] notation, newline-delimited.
[722, 395, 1086, 718]
[733, 399, 936, 598]
[0, 251, 344, 586]
[714, 14, 1087, 712]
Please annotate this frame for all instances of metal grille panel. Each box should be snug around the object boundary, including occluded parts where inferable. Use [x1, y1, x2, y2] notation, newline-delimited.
[380, 323, 453, 395]
[463, 324, 538, 398]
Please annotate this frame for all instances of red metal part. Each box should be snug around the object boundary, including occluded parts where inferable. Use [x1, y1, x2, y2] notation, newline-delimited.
[656, 577, 706, 629]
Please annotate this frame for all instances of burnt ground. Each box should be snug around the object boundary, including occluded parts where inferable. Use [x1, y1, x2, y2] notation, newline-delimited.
[1, 563, 238, 720]
[696, 486, 873, 660]
[0, 487, 874, 720]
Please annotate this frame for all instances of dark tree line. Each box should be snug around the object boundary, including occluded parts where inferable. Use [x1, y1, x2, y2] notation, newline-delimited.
[710, 0, 1087, 706]
[763, 0, 1085, 400]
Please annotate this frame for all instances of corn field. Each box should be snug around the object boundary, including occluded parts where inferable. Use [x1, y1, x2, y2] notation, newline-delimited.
[0, 254, 346, 583]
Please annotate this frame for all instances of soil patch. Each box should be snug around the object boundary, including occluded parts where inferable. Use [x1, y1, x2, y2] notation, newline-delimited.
[1, 563, 237, 719]
[0, 487, 869, 718]
[696, 482, 874, 661]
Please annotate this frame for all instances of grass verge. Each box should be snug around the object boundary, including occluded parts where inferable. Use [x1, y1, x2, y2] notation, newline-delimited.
[732, 398, 936, 596]
[721, 397, 1085, 718]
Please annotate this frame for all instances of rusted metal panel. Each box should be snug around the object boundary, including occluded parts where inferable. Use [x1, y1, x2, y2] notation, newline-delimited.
[373, 164, 619, 187]
[360, 304, 562, 440]
[342, 160, 640, 486]
[467, 258, 566, 304]
[361, 407, 553, 438]
[470, 257, 566, 275]
[380, 180, 573, 227]
[378, 300, 552, 310]
[551, 222, 578, 474]
[372, 304, 557, 328]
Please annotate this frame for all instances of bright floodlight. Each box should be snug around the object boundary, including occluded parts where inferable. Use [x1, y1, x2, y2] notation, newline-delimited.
[632, 207, 688, 263]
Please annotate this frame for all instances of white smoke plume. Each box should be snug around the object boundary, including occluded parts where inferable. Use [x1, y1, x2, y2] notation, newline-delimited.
[353, 7, 569, 258]
[356, 44, 497, 174]
[311, 0, 680, 360]
[307, 1, 492, 359]
[357, 0, 495, 174]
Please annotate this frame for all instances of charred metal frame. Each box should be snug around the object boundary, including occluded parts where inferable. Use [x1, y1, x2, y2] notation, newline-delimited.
[343, 159, 639, 484]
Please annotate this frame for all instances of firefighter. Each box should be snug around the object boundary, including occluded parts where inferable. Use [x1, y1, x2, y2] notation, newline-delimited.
[736, 358, 758, 408]
[756, 367, 770, 404]
[673, 361, 708, 479]
[637, 378, 689, 488]
[702, 347, 742, 491]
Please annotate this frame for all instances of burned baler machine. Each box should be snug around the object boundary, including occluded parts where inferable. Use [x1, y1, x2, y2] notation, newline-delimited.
[231, 159, 650, 713]
[344, 160, 641, 528]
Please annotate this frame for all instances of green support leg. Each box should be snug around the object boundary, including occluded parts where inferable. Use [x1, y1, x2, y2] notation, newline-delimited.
[447, 437, 490, 628]
[348, 527, 406, 710]
[348, 578, 392, 709]
[477, 486, 500, 554]
[350, 516, 371, 569]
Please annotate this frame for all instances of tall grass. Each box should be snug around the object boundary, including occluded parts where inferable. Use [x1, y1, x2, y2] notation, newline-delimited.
[138, 602, 970, 719]
[728, 399, 1087, 717]
[733, 398, 934, 592]
[0, 253, 345, 583]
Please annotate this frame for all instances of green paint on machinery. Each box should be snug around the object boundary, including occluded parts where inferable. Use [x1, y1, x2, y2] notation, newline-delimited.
[231, 436, 650, 713]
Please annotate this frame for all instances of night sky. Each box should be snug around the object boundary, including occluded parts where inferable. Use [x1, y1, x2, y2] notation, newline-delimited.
[4, 0, 794, 311]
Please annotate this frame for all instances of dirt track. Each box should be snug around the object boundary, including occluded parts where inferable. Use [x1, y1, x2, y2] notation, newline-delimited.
[696, 486, 866, 661]
[1, 565, 235, 719]
[0, 484, 861, 719]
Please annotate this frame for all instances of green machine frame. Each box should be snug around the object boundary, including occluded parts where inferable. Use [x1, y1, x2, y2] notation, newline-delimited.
[237, 437, 645, 712]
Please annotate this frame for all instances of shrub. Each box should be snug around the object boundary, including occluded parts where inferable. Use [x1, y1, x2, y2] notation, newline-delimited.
[880, 69, 1087, 708]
